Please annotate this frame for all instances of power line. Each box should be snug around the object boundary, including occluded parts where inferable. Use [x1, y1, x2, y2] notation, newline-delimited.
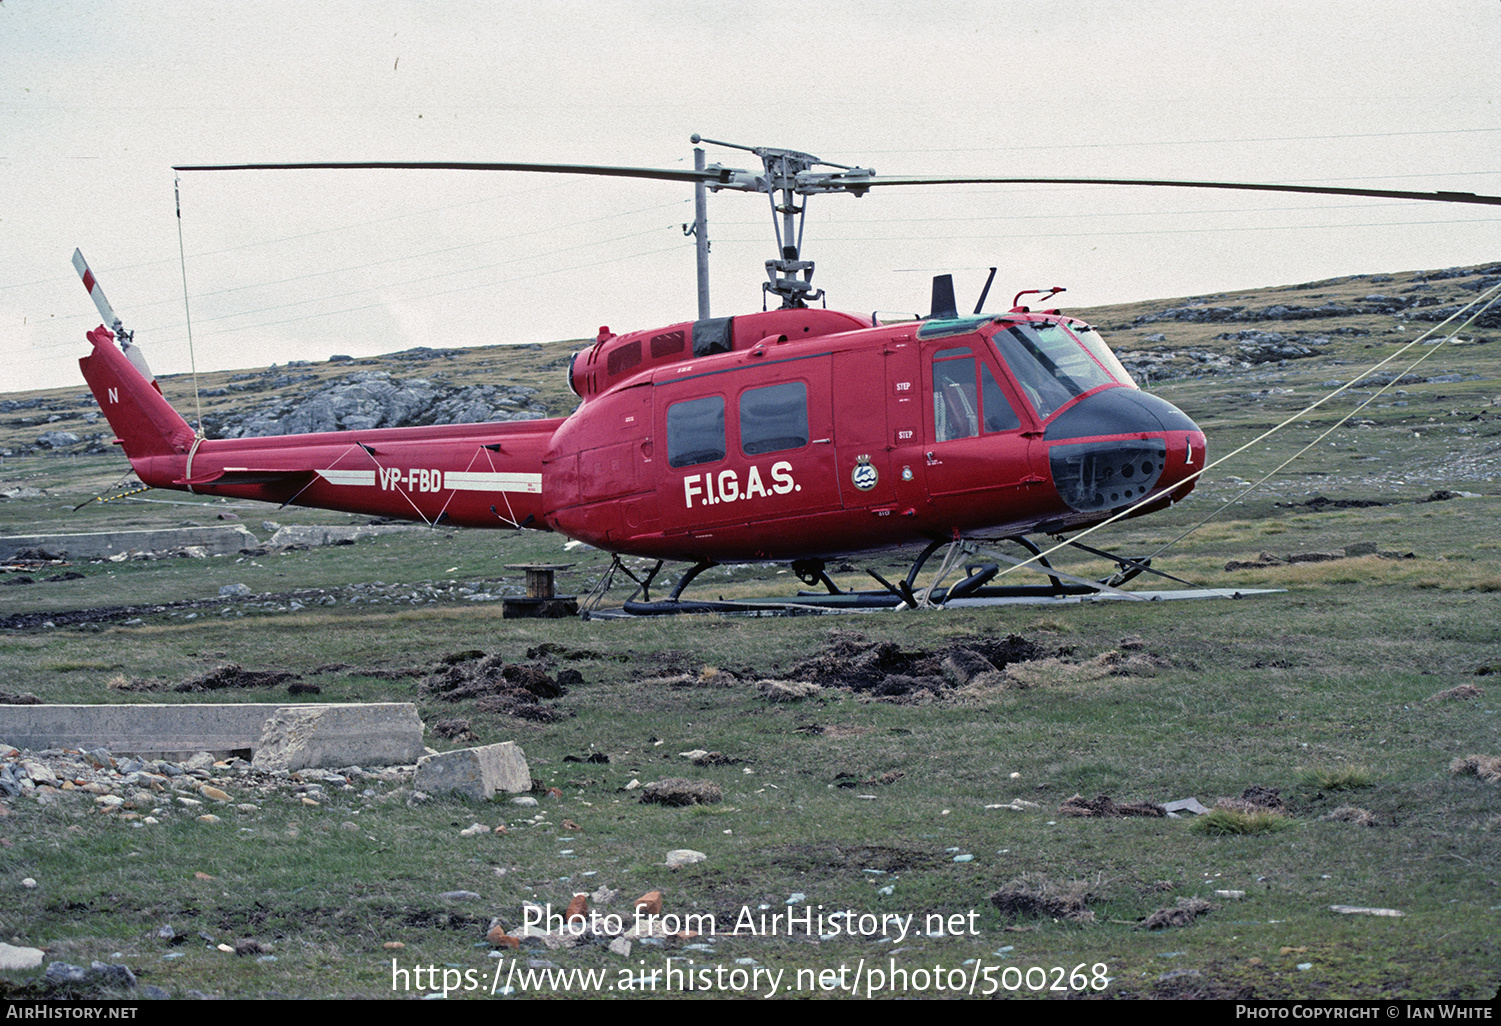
[137, 225, 680, 337]
[0, 174, 636, 294]
[148, 243, 690, 343]
[708, 215, 1501, 245]
[19, 235, 695, 354]
[25, 197, 692, 330]
[845, 129, 1501, 155]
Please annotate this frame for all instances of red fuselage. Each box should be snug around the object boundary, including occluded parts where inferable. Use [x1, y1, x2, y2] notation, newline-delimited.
[83, 306, 1204, 565]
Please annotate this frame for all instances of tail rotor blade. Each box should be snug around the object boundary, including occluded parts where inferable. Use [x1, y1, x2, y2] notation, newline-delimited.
[72, 248, 156, 388]
[72, 249, 122, 331]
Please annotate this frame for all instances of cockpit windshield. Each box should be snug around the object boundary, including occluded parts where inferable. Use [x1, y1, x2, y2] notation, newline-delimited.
[1070, 323, 1138, 387]
[987, 321, 1135, 420]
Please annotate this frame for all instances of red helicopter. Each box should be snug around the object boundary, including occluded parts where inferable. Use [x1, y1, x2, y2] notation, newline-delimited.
[76, 139, 1501, 608]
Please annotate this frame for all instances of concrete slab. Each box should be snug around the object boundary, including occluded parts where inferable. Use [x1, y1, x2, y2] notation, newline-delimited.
[413, 742, 531, 798]
[265, 524, 424, 548]
[252, 704, 426, 771]
[0, 526, 259, 561]
[0, 702, 421, 764]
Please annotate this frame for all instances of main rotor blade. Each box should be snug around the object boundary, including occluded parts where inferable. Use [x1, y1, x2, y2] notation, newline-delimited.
[171, 160, 1501, 207]
[857, 175, 1501, 207]
[172, 160, 730, 185]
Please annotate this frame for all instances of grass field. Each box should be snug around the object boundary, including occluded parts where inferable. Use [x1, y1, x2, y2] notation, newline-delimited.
[1, 267, 1498, 1000]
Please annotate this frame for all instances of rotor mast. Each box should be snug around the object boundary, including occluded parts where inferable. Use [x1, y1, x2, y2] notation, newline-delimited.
[693, 134, 875, 309]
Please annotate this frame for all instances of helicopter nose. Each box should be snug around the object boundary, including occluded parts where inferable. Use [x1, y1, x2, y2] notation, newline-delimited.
[1043, 388, 1205, 514]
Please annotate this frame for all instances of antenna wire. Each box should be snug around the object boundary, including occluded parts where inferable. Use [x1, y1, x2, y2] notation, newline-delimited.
[175, 176, 206, 436]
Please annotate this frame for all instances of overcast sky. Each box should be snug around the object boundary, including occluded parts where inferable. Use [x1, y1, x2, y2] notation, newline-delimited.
[3, 0, 1497, 392]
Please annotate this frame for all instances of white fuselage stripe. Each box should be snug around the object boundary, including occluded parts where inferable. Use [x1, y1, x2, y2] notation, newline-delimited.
[316, 469, 378, 486]
[444, 471, 543, 494]
[314, 468, 541, 494]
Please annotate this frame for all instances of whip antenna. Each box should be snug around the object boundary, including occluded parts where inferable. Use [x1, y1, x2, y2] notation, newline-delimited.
[174, 176, 205, 436]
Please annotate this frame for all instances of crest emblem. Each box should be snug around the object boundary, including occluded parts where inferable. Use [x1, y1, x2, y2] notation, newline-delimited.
[851, 454, 879, 491]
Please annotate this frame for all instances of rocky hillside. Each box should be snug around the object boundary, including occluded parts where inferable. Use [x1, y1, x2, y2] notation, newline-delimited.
[1081, 262, 1499, 385]
[202, 351, 550, 439]
[0, 343, 578, 458]
[1, 262, 1496, 457]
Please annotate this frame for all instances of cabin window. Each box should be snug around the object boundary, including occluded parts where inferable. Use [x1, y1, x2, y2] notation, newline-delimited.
[667, 395, 725, 468]
[981, 363, 1021, 432]
[933, 357, 979, 441]
[650, 330, 685, 358]
[606, 339, 642, 377]
[739, 382, 809, 455]
[931, 350, 1020, 442]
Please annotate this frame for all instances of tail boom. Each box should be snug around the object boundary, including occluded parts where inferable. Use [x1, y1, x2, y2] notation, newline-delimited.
[80, 324, 558, 528]
[151, 421, 559, 528]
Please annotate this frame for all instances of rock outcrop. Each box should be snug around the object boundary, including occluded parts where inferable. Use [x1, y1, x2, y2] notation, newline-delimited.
[206, 371, 549, 439]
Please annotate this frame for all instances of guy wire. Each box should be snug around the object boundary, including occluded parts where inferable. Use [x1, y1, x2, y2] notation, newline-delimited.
[1135, 286, 1500, 564]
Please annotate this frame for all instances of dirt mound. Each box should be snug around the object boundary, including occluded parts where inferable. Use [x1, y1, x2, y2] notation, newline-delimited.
[108, 664, 302, 693]
[1215, 785, 1285, 813]
[1142, 896, 1215, 929]
[784, 630, 1056, 701]
[1429, 684, 1483, 701]
[419, 653, 569, 722]
[688, 751, 740, 767]
[1059, 793, 1166, 818]
[640, 778, 722, 806]
[180, 664, 300, 691]
[989, 874, 1098, 922]
[431, 718, 479, 743]
[1320, 805, 1377, 826]
[421, 655, 565, 700]
[1275, 495, 1388, 510]
[537, 629, 1144, 709]
[1449, 754, 1501, 784]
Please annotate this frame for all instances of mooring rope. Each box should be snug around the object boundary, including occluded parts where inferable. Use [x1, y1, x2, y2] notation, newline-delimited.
[991, 279, 1501, 583]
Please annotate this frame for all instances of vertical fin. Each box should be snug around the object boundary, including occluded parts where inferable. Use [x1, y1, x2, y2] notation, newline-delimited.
[78, 327, 195, 458]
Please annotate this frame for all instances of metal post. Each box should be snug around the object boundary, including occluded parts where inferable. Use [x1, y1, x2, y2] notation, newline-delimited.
[693, 146, 710, 320]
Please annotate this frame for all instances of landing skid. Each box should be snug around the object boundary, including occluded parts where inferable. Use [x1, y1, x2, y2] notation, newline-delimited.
[602, 587, 1281, 618]
[609, 535, 1218, 616]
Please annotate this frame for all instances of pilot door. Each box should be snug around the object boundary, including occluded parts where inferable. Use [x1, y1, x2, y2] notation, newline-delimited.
[833, 339, 924, 513]
[921, 340, 1041, 525]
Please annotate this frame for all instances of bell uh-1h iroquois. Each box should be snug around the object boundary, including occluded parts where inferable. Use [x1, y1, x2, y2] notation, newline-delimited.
[76, 138, 1501, 609]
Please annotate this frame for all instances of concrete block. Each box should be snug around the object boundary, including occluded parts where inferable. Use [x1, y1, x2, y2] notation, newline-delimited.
[0, 704, 299, 758]
[0, 526, 259, 561]
[0, 942, 46, 971]
[413, 742, 531, 798]
[252, 704, 425, 771]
